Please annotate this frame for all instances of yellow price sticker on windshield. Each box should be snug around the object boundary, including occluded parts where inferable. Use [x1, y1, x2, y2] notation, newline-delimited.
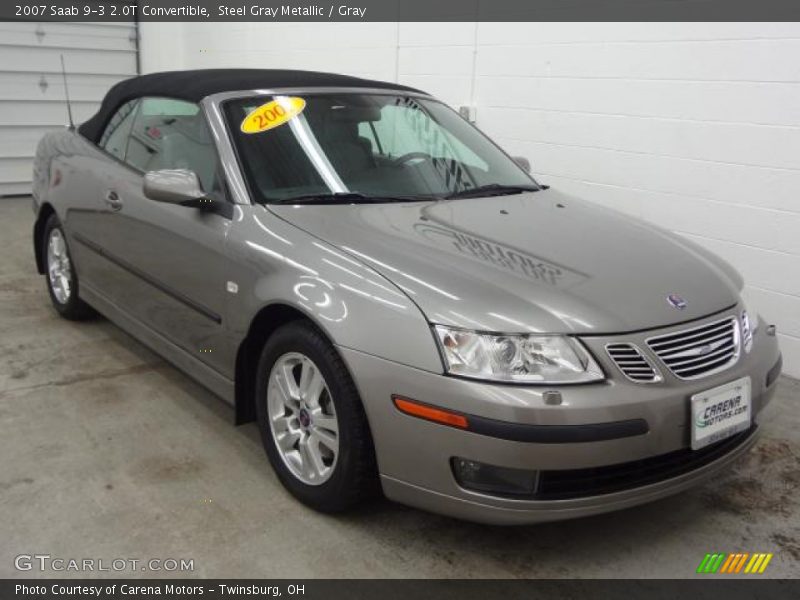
[241, 97, 306, 134]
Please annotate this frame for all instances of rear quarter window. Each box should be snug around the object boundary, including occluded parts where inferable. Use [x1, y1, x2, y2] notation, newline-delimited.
[99, 99, 139, 160]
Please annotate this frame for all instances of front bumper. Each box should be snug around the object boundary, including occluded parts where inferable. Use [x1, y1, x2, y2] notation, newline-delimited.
[340, 309, 781, 525]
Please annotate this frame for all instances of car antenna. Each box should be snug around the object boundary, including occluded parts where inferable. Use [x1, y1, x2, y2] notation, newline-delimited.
[60, 54, 75, 130]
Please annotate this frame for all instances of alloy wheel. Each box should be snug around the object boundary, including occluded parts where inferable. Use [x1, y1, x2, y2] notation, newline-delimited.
[267, 352, 339, 485]
[47, 229, 72, 304]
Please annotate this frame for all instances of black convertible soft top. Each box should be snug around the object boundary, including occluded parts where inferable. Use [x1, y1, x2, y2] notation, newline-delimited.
[78, 68, 424, 144]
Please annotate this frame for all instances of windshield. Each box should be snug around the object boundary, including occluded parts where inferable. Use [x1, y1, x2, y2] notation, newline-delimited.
[224, 93, 538, 203]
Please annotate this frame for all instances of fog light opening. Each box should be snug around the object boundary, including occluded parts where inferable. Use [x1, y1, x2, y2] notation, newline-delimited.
[451, 457, 539, 498]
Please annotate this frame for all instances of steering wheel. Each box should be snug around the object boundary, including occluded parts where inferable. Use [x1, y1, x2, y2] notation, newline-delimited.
[390, 152, 433, 167]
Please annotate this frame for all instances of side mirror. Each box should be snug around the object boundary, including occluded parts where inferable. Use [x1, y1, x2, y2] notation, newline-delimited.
[143, 169, 205, 205]
[512, 156, 531, 173]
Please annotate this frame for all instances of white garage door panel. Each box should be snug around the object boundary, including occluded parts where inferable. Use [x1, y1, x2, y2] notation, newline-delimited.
[0, 72, 128, 102]
[0, 46, 136, 75]
[0, 22, 138, 196]
[0, 126, 59, 157]
[0, 182, 34, 196]
[0, 158, 37, 185]
[0, 23, 136, 51]
[0, 101, 100, 127]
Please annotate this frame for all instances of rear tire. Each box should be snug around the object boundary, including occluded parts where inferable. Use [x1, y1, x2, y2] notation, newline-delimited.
[255, 321, 379, 512]
[42, 214, 95, 321]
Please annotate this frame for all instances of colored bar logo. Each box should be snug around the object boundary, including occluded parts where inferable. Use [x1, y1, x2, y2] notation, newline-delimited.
[696, 552, 773, 574]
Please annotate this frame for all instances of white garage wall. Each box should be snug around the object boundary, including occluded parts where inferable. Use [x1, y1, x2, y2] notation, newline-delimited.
[140, 22, 800, 378]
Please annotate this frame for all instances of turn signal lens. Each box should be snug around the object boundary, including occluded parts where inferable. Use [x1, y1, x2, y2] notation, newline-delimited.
[392, 396, 468, 429]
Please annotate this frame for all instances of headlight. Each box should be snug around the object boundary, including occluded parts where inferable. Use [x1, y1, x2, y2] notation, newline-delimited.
[433, 325, 604, 384]
[740, 300, 759, 354]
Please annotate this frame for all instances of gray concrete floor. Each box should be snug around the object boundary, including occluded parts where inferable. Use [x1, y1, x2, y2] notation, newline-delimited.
[1, 195, 798, 579]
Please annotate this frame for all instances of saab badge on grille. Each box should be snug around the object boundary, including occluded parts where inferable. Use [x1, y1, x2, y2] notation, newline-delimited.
[667, 293, 687, 310]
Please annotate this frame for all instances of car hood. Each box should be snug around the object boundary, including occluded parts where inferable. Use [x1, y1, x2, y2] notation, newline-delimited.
[269, 189, 740, 334]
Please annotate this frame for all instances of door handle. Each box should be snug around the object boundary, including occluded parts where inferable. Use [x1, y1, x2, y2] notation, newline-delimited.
[104, 190, 123, 211]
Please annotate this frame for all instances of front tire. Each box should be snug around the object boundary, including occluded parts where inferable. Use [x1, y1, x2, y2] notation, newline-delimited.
[42, 214, 95, 321]
[255, 321, 379, 512]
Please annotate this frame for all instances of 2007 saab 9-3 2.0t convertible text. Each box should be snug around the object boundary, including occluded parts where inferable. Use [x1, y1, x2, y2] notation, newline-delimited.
[32, 69, 782, 524]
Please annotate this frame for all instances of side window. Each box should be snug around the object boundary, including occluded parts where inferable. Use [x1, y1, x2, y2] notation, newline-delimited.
[99, 99, 139, 160]
[125, 97, 222, 195]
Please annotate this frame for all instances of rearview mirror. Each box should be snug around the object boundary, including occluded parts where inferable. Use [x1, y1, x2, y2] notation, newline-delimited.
[143, 169, 205, 205]
[512, 156, 531, 173]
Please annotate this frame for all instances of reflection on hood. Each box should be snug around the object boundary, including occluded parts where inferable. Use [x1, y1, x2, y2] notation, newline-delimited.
[414, 221, 588, 290]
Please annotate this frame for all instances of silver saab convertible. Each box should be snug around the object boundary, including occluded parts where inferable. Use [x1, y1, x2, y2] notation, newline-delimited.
[32, 69, 782, 524]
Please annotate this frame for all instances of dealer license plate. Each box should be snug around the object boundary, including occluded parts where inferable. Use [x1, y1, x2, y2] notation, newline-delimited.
[691, 377, 751, 450]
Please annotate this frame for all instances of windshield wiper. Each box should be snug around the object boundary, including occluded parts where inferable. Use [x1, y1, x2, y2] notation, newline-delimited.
[445, 183, 540, 200]
[271, 192, 434, 205]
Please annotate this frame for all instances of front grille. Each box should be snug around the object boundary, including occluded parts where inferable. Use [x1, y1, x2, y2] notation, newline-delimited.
[606, 343, 661, 383]
[647, 316, 740, 380]
[535, 426, 756, 500]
